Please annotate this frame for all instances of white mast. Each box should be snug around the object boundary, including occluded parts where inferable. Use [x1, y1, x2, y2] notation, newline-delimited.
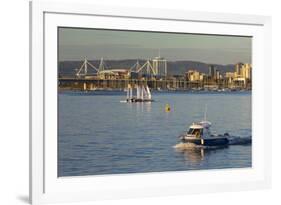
[99, 57, 104, 72]
[84, 57, 88, 75]
[204, 104, 207, 121]
[141, 85, 144, 100]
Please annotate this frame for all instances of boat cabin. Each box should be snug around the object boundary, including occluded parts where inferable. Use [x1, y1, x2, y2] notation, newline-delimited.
[187, 121, 212, 138]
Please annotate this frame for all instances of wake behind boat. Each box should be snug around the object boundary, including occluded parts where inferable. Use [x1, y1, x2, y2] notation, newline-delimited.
[122, 84, 154, 103]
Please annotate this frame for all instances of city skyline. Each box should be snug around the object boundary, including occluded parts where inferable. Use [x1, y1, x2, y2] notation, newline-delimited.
[58, 27, 252, 65]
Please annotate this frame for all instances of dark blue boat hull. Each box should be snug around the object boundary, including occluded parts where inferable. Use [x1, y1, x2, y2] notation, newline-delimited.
[182, 138, 229, 146]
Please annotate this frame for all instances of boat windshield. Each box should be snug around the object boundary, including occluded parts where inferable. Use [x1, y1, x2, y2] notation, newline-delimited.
[187, 128, 203, 137]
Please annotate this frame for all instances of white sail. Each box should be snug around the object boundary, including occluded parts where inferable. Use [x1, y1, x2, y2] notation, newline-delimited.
[146, 85, 152, 99]
[136, 86, 140, 99]
[127, 87, 129, 99]
[141, 86, 144, 100]
[143, 86, 148, 99]
[130, 87, 133, 99]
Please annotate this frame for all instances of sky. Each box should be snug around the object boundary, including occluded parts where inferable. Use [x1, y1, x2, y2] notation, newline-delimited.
[58, 27, 252, 65]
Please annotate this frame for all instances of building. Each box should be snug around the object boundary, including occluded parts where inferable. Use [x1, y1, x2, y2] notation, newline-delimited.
[208, 65, 216, 79]
[225, 72, 235, 78]
[234, 62, 244, 76]
[186, 70, 201, 82]
[199, 73, 206, 81]
[232, 63, 252, 88]
[240, 63, 252, 80]
[225, 72, 235, 84]
[152, 56, 167, 76]
[98, 69, 130, 80]
[215, 69, 221, 80]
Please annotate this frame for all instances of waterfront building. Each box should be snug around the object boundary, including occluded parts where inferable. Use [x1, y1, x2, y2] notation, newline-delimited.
[234, 62, 244, 76]
[241, 63, 252, 80]
[215, 69, 221, 80]
[225, 72, 235, 78]
[98, 69, 130, 80]
[225, 72, 235, 83]
[199, 73, 206, 81]
[186, 70, 201, 82]
[152, 56, 167, 77]
[208, 65, 217, 79]
[233, 63, 252, 88]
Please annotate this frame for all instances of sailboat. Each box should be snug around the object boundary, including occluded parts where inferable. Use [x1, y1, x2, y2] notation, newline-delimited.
[123, 84, 154, 103]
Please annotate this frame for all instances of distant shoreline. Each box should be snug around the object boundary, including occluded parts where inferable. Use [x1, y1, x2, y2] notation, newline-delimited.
[58, 87, 252, 93]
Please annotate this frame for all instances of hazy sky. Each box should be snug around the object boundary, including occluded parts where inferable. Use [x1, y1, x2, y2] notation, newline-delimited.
[58, 27, 252, 65]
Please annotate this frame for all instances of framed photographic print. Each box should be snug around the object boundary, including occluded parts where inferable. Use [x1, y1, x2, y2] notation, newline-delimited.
[30, 1, 271, 204]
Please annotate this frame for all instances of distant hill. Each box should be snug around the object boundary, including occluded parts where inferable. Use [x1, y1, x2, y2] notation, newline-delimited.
[58, 59, 235, 76]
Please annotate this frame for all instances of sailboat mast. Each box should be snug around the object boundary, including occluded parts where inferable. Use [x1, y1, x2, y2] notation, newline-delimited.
[204, 104, 207, 121]
[127, 84, 130, 99]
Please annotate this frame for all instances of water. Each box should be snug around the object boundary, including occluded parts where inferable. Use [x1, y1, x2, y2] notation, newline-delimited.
[58, 91, 252, 177]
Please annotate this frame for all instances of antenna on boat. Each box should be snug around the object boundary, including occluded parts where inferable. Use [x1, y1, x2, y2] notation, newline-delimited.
[204, 104, 207, 121]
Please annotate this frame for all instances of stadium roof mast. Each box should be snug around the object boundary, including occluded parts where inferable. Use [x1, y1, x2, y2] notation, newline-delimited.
[76, 57, 99, 77]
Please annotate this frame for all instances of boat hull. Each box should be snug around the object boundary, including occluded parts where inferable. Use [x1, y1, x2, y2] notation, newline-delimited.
[182, 137, 229, 146]
[127, 98, 154, 103]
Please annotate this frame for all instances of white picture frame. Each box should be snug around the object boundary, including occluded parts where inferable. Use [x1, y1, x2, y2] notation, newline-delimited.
[30, 1, 272, 204]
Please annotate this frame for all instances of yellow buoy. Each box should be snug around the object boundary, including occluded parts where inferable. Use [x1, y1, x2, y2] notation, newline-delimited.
[165, 104, 171, 112]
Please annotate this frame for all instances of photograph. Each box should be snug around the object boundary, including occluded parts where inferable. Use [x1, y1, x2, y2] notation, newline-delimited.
[57, 27, 252, 177]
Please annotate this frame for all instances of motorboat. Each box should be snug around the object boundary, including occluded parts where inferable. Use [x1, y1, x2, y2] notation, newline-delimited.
[179, 121, 229, 146]
[179, 106, 229, 146]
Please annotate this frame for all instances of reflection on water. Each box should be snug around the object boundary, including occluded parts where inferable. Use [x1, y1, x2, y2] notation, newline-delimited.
[135, 101, 152, 113]
[58, 91, 252, 176]
[180, 147, 206, 163]
[174, 143, 229, 164]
